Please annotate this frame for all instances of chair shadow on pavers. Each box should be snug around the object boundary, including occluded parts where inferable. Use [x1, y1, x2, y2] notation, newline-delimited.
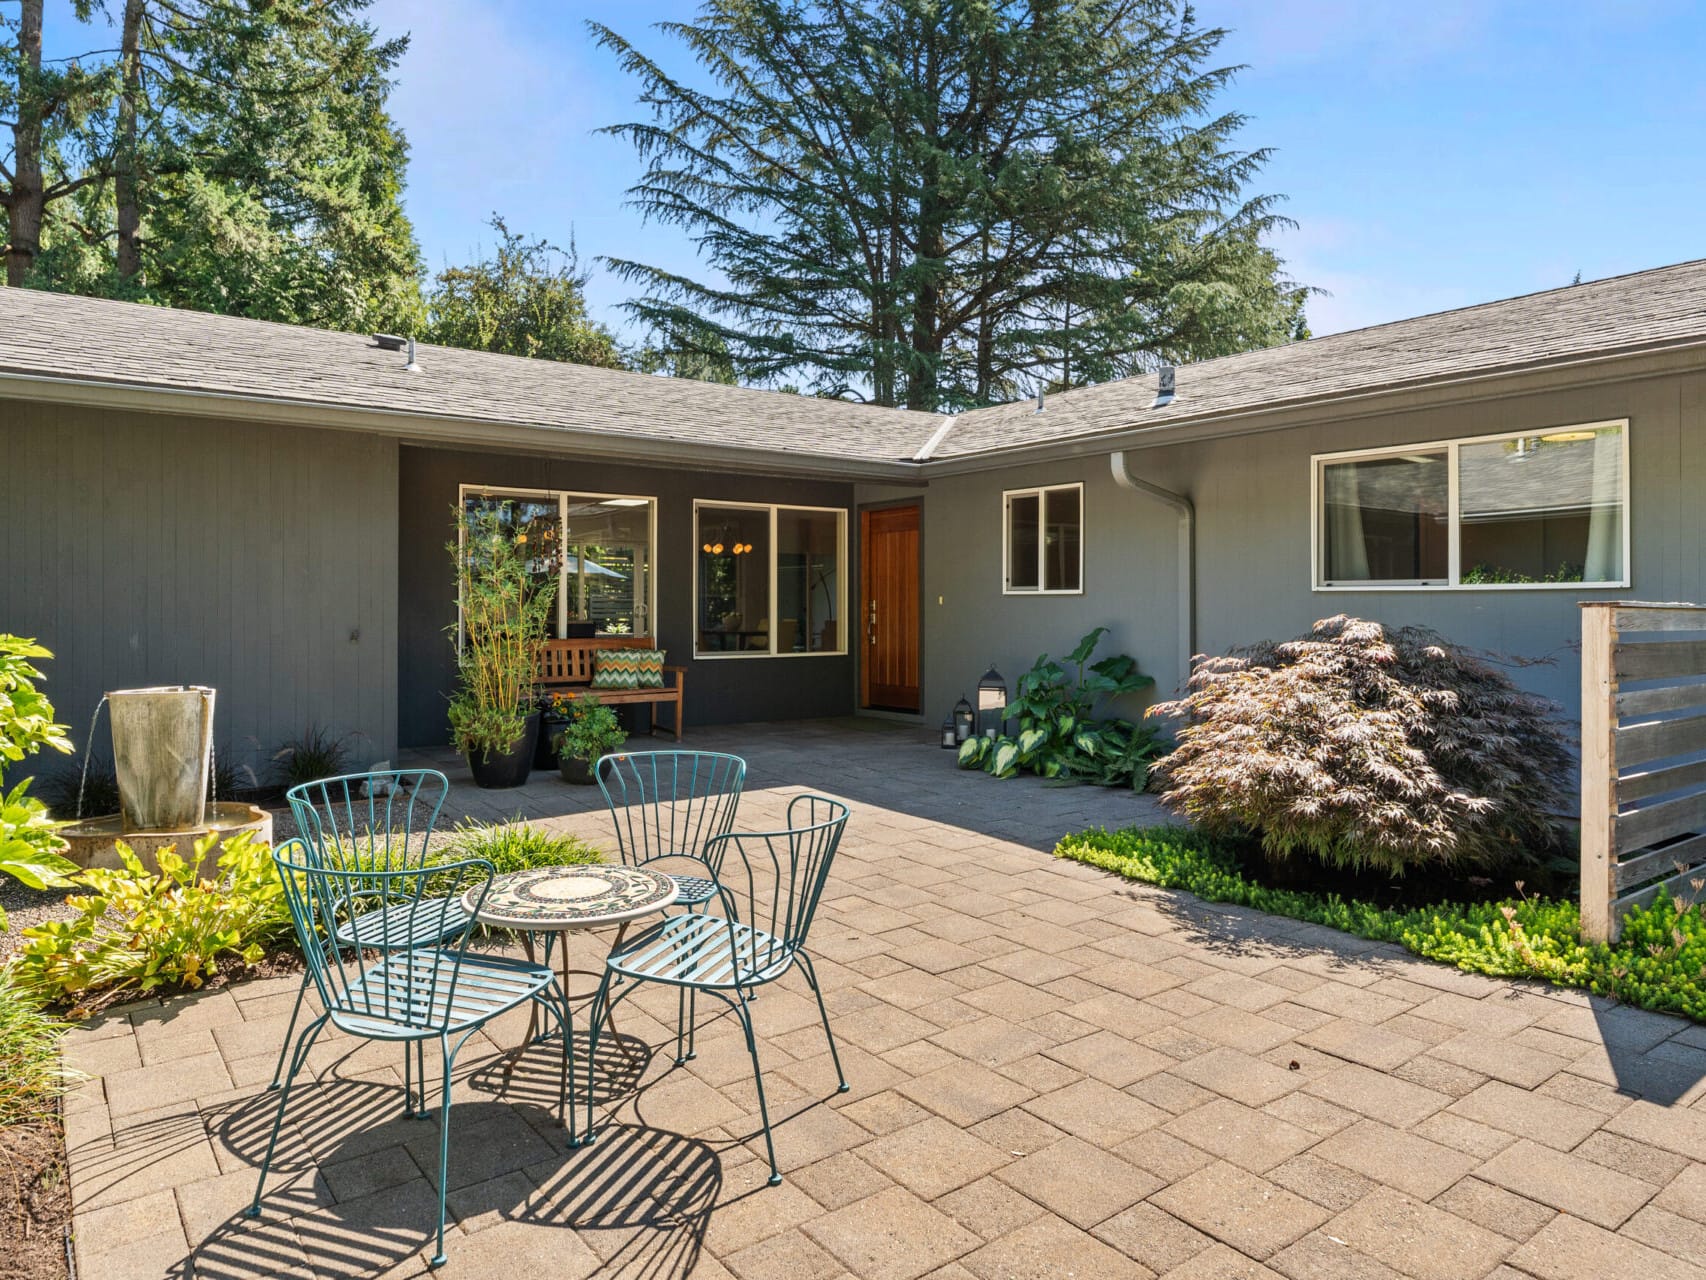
[524, 1124, 722, 1279]
[463, 1026, 653, 1112]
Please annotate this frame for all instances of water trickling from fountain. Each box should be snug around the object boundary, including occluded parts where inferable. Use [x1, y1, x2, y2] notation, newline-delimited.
[75, 694, 110, 821]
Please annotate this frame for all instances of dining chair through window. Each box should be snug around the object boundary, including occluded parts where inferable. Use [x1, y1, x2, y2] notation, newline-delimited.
[582, 794, 850, 1186]
[270, 769, 455, 1109]
[248, 838, 567, 1268]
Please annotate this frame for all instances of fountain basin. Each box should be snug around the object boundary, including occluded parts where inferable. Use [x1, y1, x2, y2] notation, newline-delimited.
[59, 802, 273, 873]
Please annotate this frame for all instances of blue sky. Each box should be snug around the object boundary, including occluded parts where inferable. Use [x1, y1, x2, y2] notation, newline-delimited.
[44, 0, 1706, 341]
[360, 0, 1705, 343]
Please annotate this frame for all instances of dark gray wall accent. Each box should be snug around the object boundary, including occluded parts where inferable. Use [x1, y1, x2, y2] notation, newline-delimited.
[0, 402, 400, 780]
[397, 445, 856, 747]
[911, 369, 1706, 728]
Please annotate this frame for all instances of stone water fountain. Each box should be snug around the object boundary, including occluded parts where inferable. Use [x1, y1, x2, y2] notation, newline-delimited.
[58, 686, 271, 871]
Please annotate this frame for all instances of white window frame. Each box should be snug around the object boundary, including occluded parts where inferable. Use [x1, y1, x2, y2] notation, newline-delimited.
[692, 499, 849, 659]
[457, 484, 659, 638]
[1002, 482, 1085, 596]
[1311, 419, 1631, 592]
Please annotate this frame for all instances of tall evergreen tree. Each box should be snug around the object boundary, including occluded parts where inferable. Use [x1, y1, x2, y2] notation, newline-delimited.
[424, 216, 623, 367]
[1, 0, 420, 332]
[596, 0, 1308, 410]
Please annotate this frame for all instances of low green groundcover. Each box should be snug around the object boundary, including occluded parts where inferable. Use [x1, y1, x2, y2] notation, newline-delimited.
[1056, 825, 1706, 1024]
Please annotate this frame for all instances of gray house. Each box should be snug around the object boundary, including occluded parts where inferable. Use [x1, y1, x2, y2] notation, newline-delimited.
[3, 260, 1704, 773]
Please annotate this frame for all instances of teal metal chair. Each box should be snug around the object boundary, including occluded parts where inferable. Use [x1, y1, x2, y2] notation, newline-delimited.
[596, 750, 746, 907]
[269, 769, 454, 1095]
[582, 795, 850, 1185]
[249, 838, 567, 1269]
[597, 750, 747, 1063]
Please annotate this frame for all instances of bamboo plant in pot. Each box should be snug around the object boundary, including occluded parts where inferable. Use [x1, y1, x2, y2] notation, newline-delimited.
[558, 695, 627, 784]
[447, 502, 557, 789]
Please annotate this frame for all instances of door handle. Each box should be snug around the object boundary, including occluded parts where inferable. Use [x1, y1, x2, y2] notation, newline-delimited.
[868, 598, 878, 645]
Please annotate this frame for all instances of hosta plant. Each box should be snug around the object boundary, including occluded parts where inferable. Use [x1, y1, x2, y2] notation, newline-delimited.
[10, 831, 288, 1017]
[958, 627, 1159, 789]
[1149, 614, 1572, 875]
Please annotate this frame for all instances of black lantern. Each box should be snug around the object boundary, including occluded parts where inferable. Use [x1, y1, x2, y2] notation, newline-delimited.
[940, 716, 957, 749]
[977, 665, 1008, 739]
[952, 695, 974, 744]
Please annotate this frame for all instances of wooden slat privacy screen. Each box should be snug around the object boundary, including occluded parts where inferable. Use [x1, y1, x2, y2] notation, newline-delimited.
[1581, 601, 1706, 942]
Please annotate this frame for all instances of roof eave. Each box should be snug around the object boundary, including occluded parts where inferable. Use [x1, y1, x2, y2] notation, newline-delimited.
[0, 371, 931, 483]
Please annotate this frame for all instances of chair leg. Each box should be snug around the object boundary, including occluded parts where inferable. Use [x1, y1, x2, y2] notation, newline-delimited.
[246, 1015, 328, 1219]
[266, 972, 310, 1091]
[548, 986, 573, 1145]
[733, 992, 782, 1186]
[431, 1035, 453, 1268]
[583, 969, 615, 1145]
[414, 1040, 430, 1119]
[797, 953, 849, 1093]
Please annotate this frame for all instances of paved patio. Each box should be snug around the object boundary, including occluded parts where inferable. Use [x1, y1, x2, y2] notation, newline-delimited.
[59, 720, 1706, 1278]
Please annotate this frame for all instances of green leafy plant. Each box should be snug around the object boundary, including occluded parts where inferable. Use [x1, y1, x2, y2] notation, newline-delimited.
[1461, 562, 1584, 585]
[272, 725, 363, 789]
[435, 819, 602, 874]
[557, 696, 627, 764]
[1056, 825, 1706, 1023]
[1150, 615, 1572, 876]
[9, 831, 288, 1017]
[447, 502, 558, 760]
[0, 637, 79, 924]
[0, 969, 73, 1128]
[957, 628, 1158, 788]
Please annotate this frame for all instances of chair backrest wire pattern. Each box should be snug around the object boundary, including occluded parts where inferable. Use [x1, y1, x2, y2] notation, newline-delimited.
[286, 768, 450, 915]
[273, 837, 493, 1037]
[597, 751, 745, 871]
[703, 795, 848, 984]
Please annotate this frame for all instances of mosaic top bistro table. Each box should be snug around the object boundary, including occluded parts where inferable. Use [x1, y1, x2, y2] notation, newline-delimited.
[463, 863, 678, 1141]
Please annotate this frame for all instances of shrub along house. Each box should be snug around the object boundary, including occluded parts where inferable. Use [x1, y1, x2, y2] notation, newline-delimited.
[2, 260, 1704, 774]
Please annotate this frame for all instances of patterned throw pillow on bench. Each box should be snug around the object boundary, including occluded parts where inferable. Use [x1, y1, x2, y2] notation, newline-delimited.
[591, 648, 666, 690]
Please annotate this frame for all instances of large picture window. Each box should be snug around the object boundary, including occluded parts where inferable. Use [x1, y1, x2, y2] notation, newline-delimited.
[1004, 483, 1083, 593]
[695, 501, 846, 657]
[460, 486, 656, 636]
[1314, 421, 1627, 589]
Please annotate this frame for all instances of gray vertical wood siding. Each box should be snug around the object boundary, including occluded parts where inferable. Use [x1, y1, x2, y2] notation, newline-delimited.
[897, 368, 1706, 730]
[0, 402, 399, 781]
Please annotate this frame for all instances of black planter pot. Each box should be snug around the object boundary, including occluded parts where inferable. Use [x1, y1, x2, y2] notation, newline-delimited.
[559, 756, 596, 785]
[467, 711, 541, 789]
[535, 715, 567, 769]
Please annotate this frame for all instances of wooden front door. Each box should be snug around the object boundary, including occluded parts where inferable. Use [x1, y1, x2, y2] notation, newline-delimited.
[860, 505, 920, 712]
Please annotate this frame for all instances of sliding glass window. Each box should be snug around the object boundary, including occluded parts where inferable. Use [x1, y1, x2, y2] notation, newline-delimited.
[1315, 421, 1627, 589]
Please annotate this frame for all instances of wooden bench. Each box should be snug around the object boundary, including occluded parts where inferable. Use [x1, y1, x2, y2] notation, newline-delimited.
[535, 637, 685, 741]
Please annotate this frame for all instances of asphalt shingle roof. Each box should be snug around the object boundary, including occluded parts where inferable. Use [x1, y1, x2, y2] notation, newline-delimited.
[932, 258, 1706, 459]
[5, 258, 1706, 470]
[0, 287, 937, 464]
